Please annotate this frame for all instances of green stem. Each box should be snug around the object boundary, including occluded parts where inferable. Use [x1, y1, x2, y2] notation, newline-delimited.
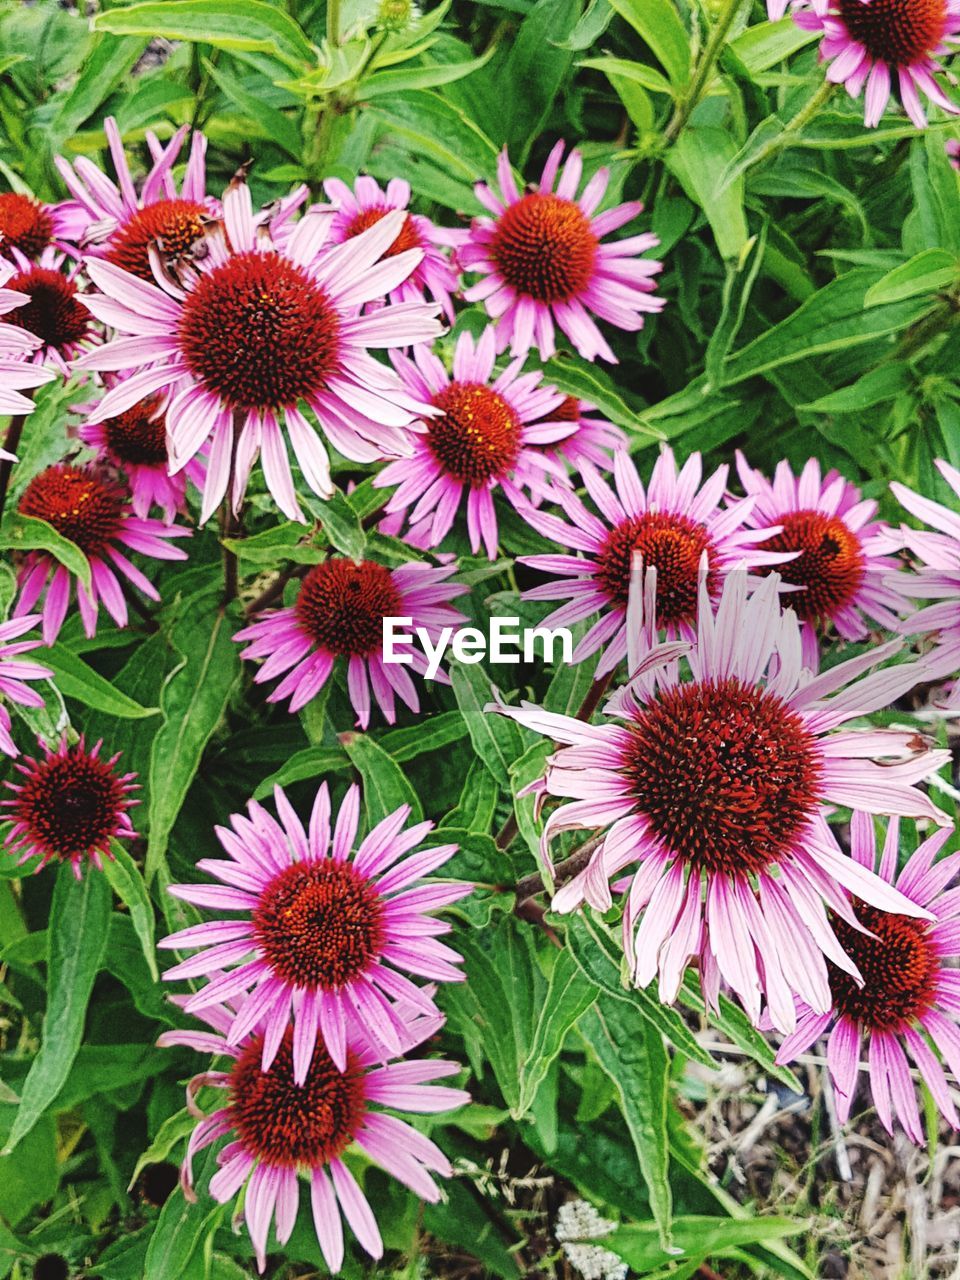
[744, 79, 837, 172]
[327, 0, 342, 45]
[664, 0, 745, 145]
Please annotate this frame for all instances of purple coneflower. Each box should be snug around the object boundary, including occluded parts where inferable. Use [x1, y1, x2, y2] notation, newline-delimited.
[160, 782, 469, 1077]
[235, 560, 467, 728]
[374, 326, 575, 558]
[491, 570, 949, 1033]
[460, 141, 664, 362]
[13, 463, 190, 643]
[74, 178, 442, 524]
[158, 997, 468, 1274]
[776, 813, 960, 1143]
[2, 735, 137, 876]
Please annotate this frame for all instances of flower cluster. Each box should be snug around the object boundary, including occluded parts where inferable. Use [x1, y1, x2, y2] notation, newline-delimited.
[3, 87, 960, 1277]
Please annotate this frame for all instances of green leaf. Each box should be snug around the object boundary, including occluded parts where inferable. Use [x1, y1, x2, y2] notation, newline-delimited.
[128, 1108, 196, 1190]
[542, 354, 665, 439]
[4, 864, 111, 1153]
[724, 268, 934, 383]
[607, 0, 690, 87]
[254, 744, 351, 798]
[339, 731, 424, 824]
[0, 515, 91, 591]
[366, 90, 499, 188]
[443, 915, 545, 1115]
[93, 0, 314, 70]
[580, 999, 672, 1248]
[222, 520, 325, 566]
[563, 913, 715, 1068]
[303, 489, 366, 561]
[678, 977, 802, 1093]
[449, 659, 525, 787]
[432, 827, 514, 884]
[727, 19, 817, 74]
[608, 1215, 807, 1273]
[50, 34, 145, 140]
[102, 841, 158, 982]
[863, 249, 959, 307]
[145, 593, 242, 881]
[579, 54, 674, 98]
[362, 49, 495, 99]
[667, 127, 749, 261]
[143, 1141, 227, 1280]
[500, 0, 579, 153]
[516, 948, 595, 1115]
[379, 710, 469, 760]
[38, 643, 158, 719]
[201, 56, 303, 160]
[798, 363, 913, 413]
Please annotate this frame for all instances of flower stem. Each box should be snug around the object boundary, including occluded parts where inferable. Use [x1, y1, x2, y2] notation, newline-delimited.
[0, 415, 26, 525]
[327, 0, 342, 45]
[664, 0, 746, 145]
[220, 415, 244, 606]
[742, 79, 837, 173]
[576, 671, 612, 723]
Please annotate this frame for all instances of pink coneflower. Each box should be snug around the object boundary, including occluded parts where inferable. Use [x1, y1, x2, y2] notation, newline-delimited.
[374, 327, 575, 558]
[158, 999, 468, 1275]
[460, 141, 664, 363]
[0, 615, 51, 757]
[160, 782, 469, 1077]
[776, 813, 960, 1143]
[13, 463, 190, 643]
[795, 0, 960, 128]
[0, 192, 81, 259]
[78, 390, 203, 522]
[883, 457, 960, 709]
[0, 249, 94, 375]
[55, 118, 217, 281]
[518, 448, 786, 676]
[0, 259, 55, 429]
[542, 394, 626, 475]
[735, 453, 906, 671]
[2, 735, 137, 876]
[323, 175, 460, 320]
[235, 560, 467, 727]
[491, 570, 949, 1033]
[75, 179, 442, 524]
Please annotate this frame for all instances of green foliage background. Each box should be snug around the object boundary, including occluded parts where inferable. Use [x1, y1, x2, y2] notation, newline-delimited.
[0, 0, 958, 1276]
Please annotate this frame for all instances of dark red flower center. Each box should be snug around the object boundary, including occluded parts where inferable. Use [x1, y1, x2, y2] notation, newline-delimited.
[177, 251, 341, 412]
[622, 677, 822, 876]
[229, 1029, 366, 1167]
[106, 198, 209, 282]
[3, 266, 88, 352]
[553, 395, 582, 422]
[838, 0, 948, 66]
[252, 858, 386, 990]
[344, 205, 422, 257]
[595, 511, 716, 627]
[491, 193, 598, 304]
[102, 395, 168, 467]
[764, 510, 864, 626]
[0, 193, 53, 258]
[19, 465, 124, 554]
[829, 903, 940, 1031]
[295, 559, 402, 657]
[427, 381, 522, 487]
[7, 744, 130, 862]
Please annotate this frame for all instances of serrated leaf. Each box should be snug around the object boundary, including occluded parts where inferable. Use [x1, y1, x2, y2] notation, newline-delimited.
[4, 864, 111, 1153]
